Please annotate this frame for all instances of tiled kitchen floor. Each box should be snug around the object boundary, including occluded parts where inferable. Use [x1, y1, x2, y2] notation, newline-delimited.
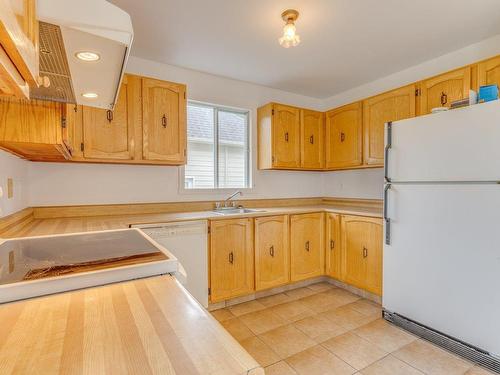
[211, 282, 495, 375]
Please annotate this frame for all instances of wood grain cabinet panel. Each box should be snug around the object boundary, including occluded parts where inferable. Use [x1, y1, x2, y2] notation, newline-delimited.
[272, 104, 301, 168]
[341, 215, 383, 295]
[325, 102, 362, 169]
[254, 215, 289, 291]
[142, 77, 186, 163]
[290, 212, 324, 282]
[478, 55, 500, 89]
[326, 213, 342, 280]
[82, 76, 134, 160]
[363, 85, 416, 166]
[300, 109, 324, 169]
[210, 218, 254, 302]
[419, 67, 471, 115]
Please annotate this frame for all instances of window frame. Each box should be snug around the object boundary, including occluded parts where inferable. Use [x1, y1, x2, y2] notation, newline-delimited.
[180, 100, 252, 193]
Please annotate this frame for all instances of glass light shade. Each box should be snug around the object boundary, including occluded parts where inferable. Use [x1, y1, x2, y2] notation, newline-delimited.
[279, 22, 300, 48]
[75, 51, 100, 62]
[82, 92, 98, 98]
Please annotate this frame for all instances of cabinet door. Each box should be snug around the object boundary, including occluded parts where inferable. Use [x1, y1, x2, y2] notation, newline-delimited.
[363, 85, 416, 166]
[272, 104, 300, 168]
[419, 67, 471, 114]
[325, 102, 362, 169]
[210, 219, 254, 302]
[478, 56, 500, 88]
[326, 213, 342, 279]
[254, 215, 289, 291]
[290, 213, 324, 282]
[300, 109, 324, 169]
[82, 76, 134, 160]
[342, 215, 383, 295]
[142, 78, 186, 163]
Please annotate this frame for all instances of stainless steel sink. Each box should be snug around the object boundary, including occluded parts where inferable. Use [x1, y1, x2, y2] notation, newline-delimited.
[211, 208, 265, 216]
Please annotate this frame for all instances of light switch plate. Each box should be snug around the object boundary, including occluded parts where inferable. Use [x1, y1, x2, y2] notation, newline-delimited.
[7, 178, 13, 199]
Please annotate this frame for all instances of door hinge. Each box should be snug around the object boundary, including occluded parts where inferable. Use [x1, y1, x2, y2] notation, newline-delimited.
[271, 109, 274, 115]
[80, 142, 84, 152]
[415, 88, 421, 97]
[208, 226, 211, 234]
[184, 92, 186, 99]
[272, 156, 275, 162]
[61, 117, 67, 129]
[208, 287, 211, 296]
[184, 149, 187, 156]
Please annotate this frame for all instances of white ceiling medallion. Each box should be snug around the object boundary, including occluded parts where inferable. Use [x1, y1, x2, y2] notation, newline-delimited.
[279, 9, 301, 48]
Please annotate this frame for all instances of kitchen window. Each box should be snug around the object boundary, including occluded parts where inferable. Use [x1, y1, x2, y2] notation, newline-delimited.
[184, 102, 250, 189]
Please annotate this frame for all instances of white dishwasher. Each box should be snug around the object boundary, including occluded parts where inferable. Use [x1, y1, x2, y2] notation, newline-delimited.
[135, 220, 209, 307]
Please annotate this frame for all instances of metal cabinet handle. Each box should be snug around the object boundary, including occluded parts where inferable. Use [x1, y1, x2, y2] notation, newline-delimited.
[106, 110, 113, 122]
[228, 251, 234, 264]
[340, 132, 345, 142]
[440, 91, 448, 106]
[330, 239, 335, 250]
[363, 247, 368, 258]
[162, 114, 167, 128]
[285, 132, 289, 142]
[309, 135, 314, 144]
[269, 245, 275, 257]
[305, 241, 310, 251]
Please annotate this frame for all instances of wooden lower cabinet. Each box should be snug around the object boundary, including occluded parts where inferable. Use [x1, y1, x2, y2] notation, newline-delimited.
[254, 215, 289, 291]
[341, 215, 383, 295]
[209, 218, 254, 302]
[325, 213, 342, 280]
[290, 213, 325, 282]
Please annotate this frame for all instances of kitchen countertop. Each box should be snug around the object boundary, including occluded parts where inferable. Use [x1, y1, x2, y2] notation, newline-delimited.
[0, 275, 264, 375]
[2, 204, 382, 238]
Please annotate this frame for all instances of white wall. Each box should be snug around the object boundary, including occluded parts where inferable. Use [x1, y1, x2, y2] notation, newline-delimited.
[0, 150, 29, 217]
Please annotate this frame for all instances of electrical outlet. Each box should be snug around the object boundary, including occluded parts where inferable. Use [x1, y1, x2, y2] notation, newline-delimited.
[7, 178, 13, 199]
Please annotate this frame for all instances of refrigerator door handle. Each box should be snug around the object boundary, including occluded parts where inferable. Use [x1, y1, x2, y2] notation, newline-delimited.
[384, 183, 392, 245]
[384, 121, 392, 183]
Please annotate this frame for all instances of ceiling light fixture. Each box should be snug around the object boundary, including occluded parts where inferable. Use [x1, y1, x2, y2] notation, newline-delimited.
[82, 92, 98, 98]
[75, 51, 100, 62]
[279, 9, 301, 48]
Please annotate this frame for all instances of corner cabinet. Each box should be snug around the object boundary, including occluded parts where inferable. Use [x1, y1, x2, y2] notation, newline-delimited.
[142, 78, 187, 163]
[326, 213, 342, 280]
[300, 109, 324, 169]
[209, 218, 254, 303]
[290, 212, 325, 282]
[254, 215, 290, 291]
[341, 215, 383, 296]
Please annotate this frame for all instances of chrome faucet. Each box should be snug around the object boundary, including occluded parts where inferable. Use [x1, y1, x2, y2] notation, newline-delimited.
[224, 190, 242, 207]
[215, 190, 243, 209]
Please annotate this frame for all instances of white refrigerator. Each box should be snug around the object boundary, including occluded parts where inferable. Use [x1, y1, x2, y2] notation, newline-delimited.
[383, 100, 500, 372]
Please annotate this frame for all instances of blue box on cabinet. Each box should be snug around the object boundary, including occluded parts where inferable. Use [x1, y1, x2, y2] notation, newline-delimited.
[478, 84, 499, 102]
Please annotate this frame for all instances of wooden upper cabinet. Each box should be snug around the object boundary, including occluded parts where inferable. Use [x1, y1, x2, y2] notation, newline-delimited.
[209, 218, 254, 302]
[0, 0, 38, 98]
[272, 104, 301, 168]
[300, 109, 324, 169]
[325, 102, 362, 169]
[290, 212, 324, 282]
[419, 67, 471, 115]
[81, 75, 135, 160]
[254, 215, 290, 291]
[363, 84, 416, 166]
[478, 55, 500, 89]
[326, 213, 342, 280]
[142, 77, 187, 163]
[0, 97, 70, 160]
[341, 215, 383, 296]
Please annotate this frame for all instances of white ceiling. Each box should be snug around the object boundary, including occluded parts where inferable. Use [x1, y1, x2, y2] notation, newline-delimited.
[110, 0, 500, 98]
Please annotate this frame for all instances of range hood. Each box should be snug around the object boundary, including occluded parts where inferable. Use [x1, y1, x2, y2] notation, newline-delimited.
[31, 0, 133, 109]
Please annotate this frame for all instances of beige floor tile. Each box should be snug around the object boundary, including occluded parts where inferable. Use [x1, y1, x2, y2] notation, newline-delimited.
[259, 324, 316, 358]
[353, 319, 416, 352]
[269, 300, 315, 322]
[293, 315, 348, 343]
[465, 366, 498, 375]
[322, 288, 361, 304]
[257, 293, 293, 307]
[239, 309, 286, 335]
[286, 345, 356, 375]
[307, 282, 336, 292]
[228, 300, 266, 316]
[299, 290, 350, 313]
[239, 336, 281, 367]
[221, 317, 254, 342]
[211, 308, 235, 322]
[345, 299, 382, 317]
[393, 340, 473, 375]
[265, 361, 298, 375]
[360, 355, 424, 375]
[319, 305, 378, 330]
[322, 332, 388, 370]
[285, 287, 319, 300]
